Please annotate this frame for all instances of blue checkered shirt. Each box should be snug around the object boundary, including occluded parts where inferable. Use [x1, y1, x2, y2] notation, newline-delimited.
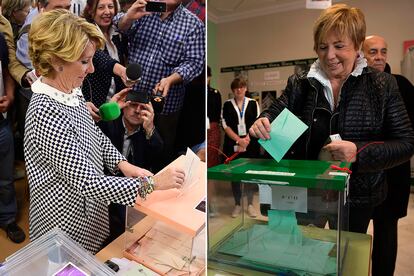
[113, 4, 205, 114]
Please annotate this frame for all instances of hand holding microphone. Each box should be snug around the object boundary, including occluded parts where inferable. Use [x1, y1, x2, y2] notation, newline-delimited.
[125, 63, 142, 87]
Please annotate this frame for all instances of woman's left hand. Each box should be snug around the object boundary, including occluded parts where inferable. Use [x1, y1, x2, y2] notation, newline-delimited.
[323, 140, 357, 162]
[118, 161, 153, 178]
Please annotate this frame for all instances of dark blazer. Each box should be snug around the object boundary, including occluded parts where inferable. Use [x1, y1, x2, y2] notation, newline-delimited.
[99, 115, 163, 172]
[382, 64, 414, 218]
[261, 66, 414, 208]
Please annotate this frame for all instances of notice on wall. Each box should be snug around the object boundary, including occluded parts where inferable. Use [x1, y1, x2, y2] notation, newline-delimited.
[264, 71, 280, 81]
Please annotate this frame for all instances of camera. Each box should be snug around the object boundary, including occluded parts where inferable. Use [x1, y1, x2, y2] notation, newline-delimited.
[151, 91, 165, 113]
[126, 90, 150, 104]
[145, 1, 167, 12]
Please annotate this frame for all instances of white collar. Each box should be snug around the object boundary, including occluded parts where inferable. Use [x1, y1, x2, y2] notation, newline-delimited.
[31, 77, 81, 107]
[307, 52, 367, 82]
[307, 53, 367, 111]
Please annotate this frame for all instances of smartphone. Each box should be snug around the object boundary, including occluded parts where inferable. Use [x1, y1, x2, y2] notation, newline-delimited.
[104, 260, 119, 272]
[145, 1, 166, 12]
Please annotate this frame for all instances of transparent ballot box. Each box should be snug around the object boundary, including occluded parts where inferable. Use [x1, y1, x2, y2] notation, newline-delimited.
[207, 158, 350, 276]
[0, 228, 114, 276]
[124, 155, 206, 275]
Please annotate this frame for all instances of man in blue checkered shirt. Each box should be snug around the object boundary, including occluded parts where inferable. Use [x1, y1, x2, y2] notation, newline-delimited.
[114, 0, 205, 170]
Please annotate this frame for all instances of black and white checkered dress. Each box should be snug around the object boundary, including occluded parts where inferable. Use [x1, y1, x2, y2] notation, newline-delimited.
[24, 79, 141, 253]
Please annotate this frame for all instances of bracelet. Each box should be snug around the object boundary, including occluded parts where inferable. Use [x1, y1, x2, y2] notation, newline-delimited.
[137, 176, 155, 200]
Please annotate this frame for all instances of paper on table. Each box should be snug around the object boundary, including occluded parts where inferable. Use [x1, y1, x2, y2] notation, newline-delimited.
[258, 108, 308, 162]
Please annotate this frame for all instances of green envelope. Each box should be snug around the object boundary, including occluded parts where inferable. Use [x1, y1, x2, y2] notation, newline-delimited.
[258, 108, 308, 162]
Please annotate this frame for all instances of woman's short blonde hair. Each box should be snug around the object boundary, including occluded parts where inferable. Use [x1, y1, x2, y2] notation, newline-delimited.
[313, 4, 366, 51]
[29, 9, 105, 77]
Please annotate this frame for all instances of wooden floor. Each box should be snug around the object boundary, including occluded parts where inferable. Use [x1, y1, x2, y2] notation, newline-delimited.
[2, 171, 414, 275]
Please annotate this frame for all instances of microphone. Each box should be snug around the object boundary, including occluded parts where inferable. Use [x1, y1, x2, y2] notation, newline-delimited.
[99, 102, 121, 121]
[125, 63, 142, 86]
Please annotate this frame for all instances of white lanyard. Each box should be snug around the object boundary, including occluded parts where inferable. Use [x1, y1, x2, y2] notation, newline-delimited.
[231, 97, 247, 136]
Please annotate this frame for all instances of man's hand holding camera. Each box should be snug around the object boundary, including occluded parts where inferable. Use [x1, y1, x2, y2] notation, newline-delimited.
[140, 102, 155, 137]
[119, 0, 150, 31]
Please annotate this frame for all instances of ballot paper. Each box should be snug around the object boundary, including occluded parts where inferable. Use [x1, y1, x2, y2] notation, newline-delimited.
[181, 148, 201, 192]
[258, 108, 308, 162]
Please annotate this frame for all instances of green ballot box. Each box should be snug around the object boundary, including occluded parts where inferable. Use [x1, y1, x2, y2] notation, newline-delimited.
[207, 158, 351, 276]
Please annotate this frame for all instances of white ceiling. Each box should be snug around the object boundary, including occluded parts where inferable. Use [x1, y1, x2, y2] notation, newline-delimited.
[208, 0, 342, 23]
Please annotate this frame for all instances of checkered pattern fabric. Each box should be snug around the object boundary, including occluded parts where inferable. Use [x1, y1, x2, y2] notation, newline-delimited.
[24, 92, 142, 254]
[114, 4, 205, 114]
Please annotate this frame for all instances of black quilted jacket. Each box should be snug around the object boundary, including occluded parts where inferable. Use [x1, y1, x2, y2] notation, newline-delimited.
[261, 66, 414, 207]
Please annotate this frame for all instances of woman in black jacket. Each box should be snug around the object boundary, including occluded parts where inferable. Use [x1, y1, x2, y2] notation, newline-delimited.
[250, 4, 414, 235]
[82, 0, 128, 111]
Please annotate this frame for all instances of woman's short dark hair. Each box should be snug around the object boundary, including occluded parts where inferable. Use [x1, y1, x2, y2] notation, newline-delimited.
[82, 0, 119, 23]
[230, 78, 247, 90]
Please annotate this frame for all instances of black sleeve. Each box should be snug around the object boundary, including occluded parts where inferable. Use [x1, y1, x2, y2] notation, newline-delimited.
[0, 33, 9, 68]
[93, 49, 118, 72]
[395, 74, 414, 128]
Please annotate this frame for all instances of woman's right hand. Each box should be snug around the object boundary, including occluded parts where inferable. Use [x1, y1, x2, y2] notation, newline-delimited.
[249, 117, 271, 140]
[153, 167, 185, 190]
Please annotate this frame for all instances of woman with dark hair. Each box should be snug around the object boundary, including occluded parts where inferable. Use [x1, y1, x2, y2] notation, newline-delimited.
[82, 0, 129, 117]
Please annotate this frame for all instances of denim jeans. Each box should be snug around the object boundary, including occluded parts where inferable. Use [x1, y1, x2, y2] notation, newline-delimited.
[0, 119, 17, 226]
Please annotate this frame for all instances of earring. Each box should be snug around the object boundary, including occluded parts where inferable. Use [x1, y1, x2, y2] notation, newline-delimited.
[58, 66, 63, 72]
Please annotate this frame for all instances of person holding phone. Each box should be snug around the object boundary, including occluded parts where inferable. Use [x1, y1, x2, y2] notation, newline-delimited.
[113, 0, 205, 171]
[99, 92, 163, 242]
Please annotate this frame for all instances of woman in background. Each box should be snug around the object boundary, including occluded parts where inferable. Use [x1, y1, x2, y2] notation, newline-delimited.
[1, 0, 31, 40]
[82, 0, 128, 117]
[222, 77, 260, 218]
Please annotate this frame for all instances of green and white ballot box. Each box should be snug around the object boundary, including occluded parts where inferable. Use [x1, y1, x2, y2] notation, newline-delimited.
[207, 158, 351, 276]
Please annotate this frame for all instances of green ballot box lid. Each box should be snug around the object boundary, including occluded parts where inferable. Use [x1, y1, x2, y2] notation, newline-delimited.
[208, 158, 351, 191]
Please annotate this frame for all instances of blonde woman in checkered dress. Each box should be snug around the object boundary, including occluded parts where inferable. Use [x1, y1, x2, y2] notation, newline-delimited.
[24, 9, 184, 254]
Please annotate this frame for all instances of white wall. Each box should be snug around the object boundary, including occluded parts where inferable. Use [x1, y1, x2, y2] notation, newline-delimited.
[214, 0, 414, 98]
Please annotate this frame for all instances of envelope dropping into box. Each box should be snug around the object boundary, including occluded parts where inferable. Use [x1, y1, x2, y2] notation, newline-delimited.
[258, 108, 308, 162]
